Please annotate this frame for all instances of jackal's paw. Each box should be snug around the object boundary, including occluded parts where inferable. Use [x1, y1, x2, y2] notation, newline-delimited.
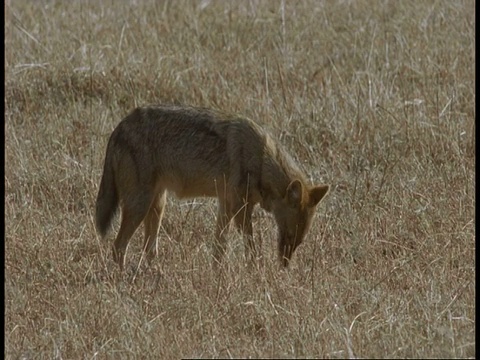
[112, 247, 125, 270]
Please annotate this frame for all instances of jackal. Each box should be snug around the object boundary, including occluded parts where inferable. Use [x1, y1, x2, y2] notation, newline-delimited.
[95, 105, 329, 270]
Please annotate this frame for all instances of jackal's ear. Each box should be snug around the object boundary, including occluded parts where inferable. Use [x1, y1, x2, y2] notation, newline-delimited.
[309, 184, 329, 207]
[286, 180, 303, 207]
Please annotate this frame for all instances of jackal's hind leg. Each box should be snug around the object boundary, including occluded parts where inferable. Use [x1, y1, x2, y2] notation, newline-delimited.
[143, 191, 167, 265]
[113, 191, 153, 270]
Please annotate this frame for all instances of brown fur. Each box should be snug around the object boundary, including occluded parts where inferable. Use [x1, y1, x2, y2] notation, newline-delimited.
[95, 105, 329, 270]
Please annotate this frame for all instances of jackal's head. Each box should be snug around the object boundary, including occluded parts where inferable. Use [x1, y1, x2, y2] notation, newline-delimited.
[274, 180, 329, 267]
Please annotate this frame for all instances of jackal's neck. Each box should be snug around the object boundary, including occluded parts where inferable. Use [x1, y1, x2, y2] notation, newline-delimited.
[259, 137, 307, 210]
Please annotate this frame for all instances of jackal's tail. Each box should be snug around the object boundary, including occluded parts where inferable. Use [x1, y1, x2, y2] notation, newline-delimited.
[95, 151, 118, 238]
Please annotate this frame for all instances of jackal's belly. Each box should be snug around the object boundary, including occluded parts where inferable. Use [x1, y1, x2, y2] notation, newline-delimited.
[160, 174, 227, 199]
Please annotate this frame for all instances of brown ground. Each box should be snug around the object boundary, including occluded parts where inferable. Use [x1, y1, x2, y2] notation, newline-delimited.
[5, 1, 475, 358]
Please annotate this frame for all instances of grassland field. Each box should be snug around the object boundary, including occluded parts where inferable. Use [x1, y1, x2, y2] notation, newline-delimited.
[5, 0, 475, 358]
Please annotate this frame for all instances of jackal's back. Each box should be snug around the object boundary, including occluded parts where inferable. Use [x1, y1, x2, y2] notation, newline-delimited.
[106, 105, 267, 198]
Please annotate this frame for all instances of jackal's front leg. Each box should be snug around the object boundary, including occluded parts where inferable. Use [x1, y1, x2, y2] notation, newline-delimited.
[213, 199, 232, 266]
[232, 202, 256, 264]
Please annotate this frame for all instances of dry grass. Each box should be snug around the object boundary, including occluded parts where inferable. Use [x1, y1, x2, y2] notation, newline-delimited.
[5, 0, 475, 358]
